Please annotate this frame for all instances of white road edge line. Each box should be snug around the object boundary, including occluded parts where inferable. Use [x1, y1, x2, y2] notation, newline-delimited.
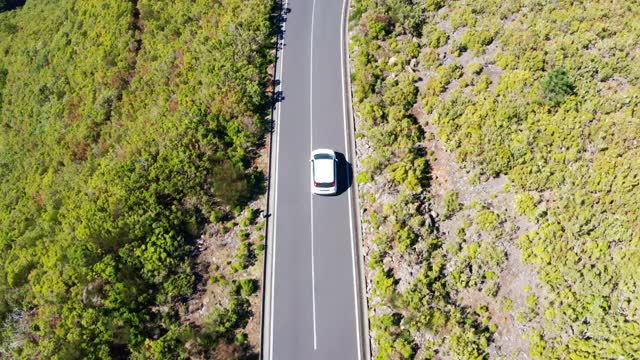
[310, 194, 318, 351]
[310, 0, 318, 350]
[340, 0, 363, 359]
[268, 0, 288, 358]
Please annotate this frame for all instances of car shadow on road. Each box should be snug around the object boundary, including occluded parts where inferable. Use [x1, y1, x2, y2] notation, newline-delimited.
[335, 152, 353, 196]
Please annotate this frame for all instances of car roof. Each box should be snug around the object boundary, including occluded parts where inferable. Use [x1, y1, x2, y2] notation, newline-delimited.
[313, 157, 335, 183]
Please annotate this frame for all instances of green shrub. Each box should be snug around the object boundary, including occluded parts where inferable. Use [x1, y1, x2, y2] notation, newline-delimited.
[239, 217, 251, 228]
[396, 227, 418, 252]
[368, 250, 383, 270]
[395, 337, 415, 358]
[237, 279, 258, 297]
[420, 48, 440, 70]
[239, 207, 257, 227]
[209, 210, 221, 223]
[514, 193, 537, 219]
[450, 8, 476, 30]
[476, 210, 499, 232]
[473, 74, 491, 93]
[449, 40, 467, 57]
[235, 332, 248, 345]
[234, 240, 254, 270]
[446, 324, 490, 359]
[424, 63, 464, 96]
[468, 62, 483, 75]
[483, 281, 499, 297]
[237, 229, 250, 241]
[424, 75, 448, 96]
[423, 25, 449, 48]
[457, 75, 472, 89]
[540, 67, 575, 106]
[362, 11, 391, 40]
[460, 29, 495, 53]
[446, 238, 462, 256]
[373, 269, 396, 300]
[424, 0, 445, 12]
[441, 63, 464, 81]
[346, 0, 640, 358]
[209, 274, 224, 284]
[466, 242, 480, 259]
[443, 190, 462, 217]
[494, 51, 517, 70]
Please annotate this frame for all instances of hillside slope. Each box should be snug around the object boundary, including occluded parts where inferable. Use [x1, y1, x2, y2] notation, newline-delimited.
[0, 0, 272, 358]
[350, 0, 640, 358]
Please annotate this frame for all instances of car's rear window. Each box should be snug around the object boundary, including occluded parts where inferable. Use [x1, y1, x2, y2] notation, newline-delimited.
[314, 153, 333, 160]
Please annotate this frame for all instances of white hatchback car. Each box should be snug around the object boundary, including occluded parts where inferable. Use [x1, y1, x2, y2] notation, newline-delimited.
[310, 149, 338, 195]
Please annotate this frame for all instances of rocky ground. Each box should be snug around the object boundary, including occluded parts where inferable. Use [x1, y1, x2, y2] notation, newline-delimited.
[351, 28, 544, 360]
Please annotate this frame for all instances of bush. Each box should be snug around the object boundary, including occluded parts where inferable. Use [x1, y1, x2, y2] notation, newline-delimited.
[424, 63, 464, 96]
[424, 0, 445, 12]
[362, 11, 391, 40]
[373, 269, 396, 300]
[473, 74, 491, 93]
[239, 207, 257, 227]
[468, 62, 484, 75]
[396, 227, 418, 252]
[446, 324, 490, 359]
[423, 25, 449, 48]
[476, 210, 499, 232]
[234, 240, 254, 271]
[443, 190, 462, 218]
[449, 40, 467, 57]
[209, 210, 222, 223]
[514, 193, 537, 219]
[237, 279, 258, 297]
[540, 67, 575, 106]
[460, 29, 495, 53]
[235, 332, 248, 345]
[450, 8, 476, 30]
[420, 48, 440, 70]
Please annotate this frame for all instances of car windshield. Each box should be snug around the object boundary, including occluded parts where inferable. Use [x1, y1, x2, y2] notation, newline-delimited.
[315, 181, 334, 188]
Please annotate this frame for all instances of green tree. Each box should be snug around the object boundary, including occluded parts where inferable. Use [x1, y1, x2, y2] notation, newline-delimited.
[540, 67, 575, 106]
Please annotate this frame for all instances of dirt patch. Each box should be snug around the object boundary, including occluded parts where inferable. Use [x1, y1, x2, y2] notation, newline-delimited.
[421, 114, 541, 359]
[183, 151, 269, 356]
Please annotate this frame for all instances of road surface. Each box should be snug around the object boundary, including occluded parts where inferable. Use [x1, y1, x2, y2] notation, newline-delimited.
[261, 0, 367, 359]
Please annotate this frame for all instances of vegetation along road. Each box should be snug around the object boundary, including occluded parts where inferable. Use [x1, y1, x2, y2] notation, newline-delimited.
[3, 0, 640, 359]
[1, 1, 274, 358]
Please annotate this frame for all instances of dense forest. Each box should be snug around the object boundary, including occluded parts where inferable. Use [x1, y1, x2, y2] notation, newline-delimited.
[0, 0, 273, 358]
[350, 0, 640, 358]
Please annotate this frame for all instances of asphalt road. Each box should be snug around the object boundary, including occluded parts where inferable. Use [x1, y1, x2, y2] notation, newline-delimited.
[262, 0, 366, 359]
